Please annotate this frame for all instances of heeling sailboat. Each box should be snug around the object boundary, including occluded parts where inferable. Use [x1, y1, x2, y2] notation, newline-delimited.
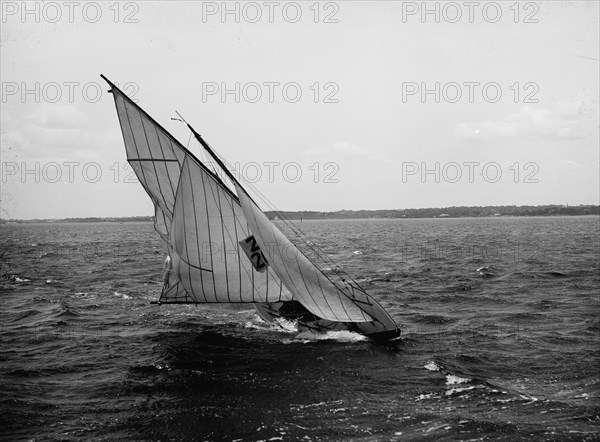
[102, 75, 400, 341]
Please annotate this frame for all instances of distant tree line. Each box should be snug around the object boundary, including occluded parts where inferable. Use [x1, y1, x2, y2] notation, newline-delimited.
[0, 216, 153, 224]
[265, 204, 599, 220]
[1, 205, 598, 223]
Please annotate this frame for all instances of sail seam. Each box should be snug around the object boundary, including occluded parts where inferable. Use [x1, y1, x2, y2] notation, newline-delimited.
[128, 158, 179, 162]
[179, 260, 213, 272]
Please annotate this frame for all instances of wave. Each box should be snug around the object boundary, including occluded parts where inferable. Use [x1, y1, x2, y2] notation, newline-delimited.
[55, 307, 80, 318]
[476, 265, 497, 277]
[414, 314, 453, 325]
[6, 309, 41, 323]
[113, 291, 132, 300]
[283, 329, 367, 344]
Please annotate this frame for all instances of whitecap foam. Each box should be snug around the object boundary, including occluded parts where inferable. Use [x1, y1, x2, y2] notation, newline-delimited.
[425, 424, 452, 433]
[518, 393, 539, 404]
[424, 361, 441, 371]
[113, 291, 131, 300]
[243, 320, 265, 330]
[244, 316, 298, 334]
[274, 317, 299, 332]
[286, 330, 367, 344]
[446, 385, 477, 396]
[446, 374, 470, 385]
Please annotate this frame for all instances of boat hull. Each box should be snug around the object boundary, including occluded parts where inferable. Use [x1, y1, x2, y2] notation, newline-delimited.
[254, 301, 401, 341]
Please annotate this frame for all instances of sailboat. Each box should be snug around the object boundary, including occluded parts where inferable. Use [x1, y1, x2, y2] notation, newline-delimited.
[102, 75, 400, 341]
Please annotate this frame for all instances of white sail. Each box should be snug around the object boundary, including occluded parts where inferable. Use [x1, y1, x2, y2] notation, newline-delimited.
[109, 85, 290, 304]
[171, 155, 288, 302]
[234, 183, 373, 323]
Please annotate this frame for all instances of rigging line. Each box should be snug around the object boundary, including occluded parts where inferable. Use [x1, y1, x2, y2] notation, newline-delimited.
[267, 213, 351, 272]
[199, 141, 332, 257]
[242, 193, 361, 299]
[303, 240, 354, 322]
[238, 184, 365, 292]
[128, 158, 179, 162]
[211, 158, 344, 270]
[248, 208, 355, 318]
[232, 181, 358, 308]
[186, 131, 193, 152]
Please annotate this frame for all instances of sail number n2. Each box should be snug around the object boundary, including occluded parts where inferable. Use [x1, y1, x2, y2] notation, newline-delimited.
[239, 235, 269, 272]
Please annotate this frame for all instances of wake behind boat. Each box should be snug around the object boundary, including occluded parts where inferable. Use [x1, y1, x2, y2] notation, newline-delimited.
[102, 75, 400, 341]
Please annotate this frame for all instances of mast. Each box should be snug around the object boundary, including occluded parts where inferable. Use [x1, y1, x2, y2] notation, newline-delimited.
[188, 125, 237, 187]
[154, 103, 256, 205]
[185, 122, 259, 205]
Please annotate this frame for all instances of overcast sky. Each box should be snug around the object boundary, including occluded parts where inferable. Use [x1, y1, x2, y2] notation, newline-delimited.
[1, 1, 598, 219]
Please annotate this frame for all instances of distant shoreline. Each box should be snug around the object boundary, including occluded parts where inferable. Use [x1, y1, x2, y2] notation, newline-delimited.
[2, 204, 598, 224]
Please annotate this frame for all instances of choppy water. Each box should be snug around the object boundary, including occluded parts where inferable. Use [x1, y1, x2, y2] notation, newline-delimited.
[1, 217, 599, 441]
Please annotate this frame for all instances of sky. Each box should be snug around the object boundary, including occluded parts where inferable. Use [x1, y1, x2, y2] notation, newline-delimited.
[1, 1, 598, 219]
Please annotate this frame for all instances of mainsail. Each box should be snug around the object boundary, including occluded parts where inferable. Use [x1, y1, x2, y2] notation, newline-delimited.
[104, 75, 400, 340]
